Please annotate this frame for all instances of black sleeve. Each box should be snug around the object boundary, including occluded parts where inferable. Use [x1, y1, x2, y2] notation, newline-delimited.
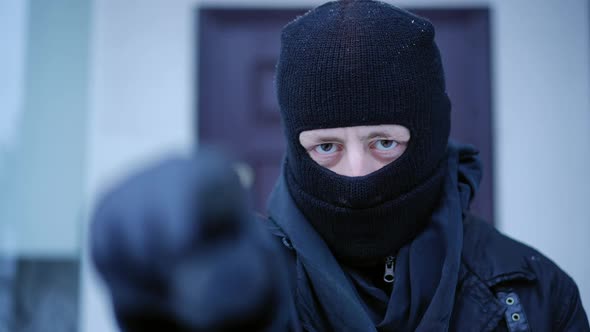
[555, 274, 590, 331]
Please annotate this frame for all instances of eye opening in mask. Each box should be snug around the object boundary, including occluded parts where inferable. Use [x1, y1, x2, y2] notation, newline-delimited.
[298, 124, 411, 177]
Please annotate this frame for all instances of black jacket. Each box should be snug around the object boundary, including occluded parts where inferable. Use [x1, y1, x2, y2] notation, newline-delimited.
[264, 212, 589, 331]
[451, 213, 588, 331]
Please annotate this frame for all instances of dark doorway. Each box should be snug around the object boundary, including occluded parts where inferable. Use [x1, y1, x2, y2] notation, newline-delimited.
[197, 7, 494, 222]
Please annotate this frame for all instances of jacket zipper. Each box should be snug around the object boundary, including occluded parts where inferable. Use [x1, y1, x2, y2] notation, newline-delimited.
[383, 255, 395, 283]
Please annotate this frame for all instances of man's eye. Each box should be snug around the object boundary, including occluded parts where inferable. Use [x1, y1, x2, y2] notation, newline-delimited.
[374, 140, 398, 151]
[314, 143, 338, 154]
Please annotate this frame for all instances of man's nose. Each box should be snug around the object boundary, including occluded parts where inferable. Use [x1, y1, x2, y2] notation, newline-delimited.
[345, 147, 373, 177]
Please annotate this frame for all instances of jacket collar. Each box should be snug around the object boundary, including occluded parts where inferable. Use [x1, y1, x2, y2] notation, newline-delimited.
[267, 172, 377, 331]
[450, 212, 537, 331]
[460, 212, 537, 287]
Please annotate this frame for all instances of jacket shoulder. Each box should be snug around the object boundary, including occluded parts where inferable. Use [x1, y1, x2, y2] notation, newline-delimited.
[462, 213, 589, 331]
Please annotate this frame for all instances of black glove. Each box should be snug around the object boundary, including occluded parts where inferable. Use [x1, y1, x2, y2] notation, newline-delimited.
[90, 149, 291, 332]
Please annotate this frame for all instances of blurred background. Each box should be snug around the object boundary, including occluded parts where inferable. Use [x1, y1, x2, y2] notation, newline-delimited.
[0, 0, 588, 331]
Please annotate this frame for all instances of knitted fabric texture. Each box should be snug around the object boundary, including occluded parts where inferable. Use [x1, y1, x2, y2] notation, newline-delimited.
[276, 0, 451, 265]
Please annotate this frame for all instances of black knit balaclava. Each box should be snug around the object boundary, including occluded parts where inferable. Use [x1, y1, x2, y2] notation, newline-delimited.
[276, 0, 451, 266]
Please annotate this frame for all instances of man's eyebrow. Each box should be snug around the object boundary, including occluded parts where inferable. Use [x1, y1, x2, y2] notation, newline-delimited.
[304, 135, 345, 143]
[360, 131, 393, 140]
[360, 131, 410, 142]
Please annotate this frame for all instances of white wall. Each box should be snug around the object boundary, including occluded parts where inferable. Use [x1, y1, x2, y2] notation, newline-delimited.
[81, 0, 590, 331]
[0, 0, 91, 258]
[493, 0, 590, 311]
[0, 0, 27, 151]
[0, 0, 28, 257]
[81, 0, 196, 330]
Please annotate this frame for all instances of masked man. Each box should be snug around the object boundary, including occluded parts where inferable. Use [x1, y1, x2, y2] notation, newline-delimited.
[91, 1, 589, 331]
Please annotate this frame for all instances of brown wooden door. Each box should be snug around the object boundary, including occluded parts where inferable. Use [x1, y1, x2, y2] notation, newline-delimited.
[197, 7, 494, 222]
